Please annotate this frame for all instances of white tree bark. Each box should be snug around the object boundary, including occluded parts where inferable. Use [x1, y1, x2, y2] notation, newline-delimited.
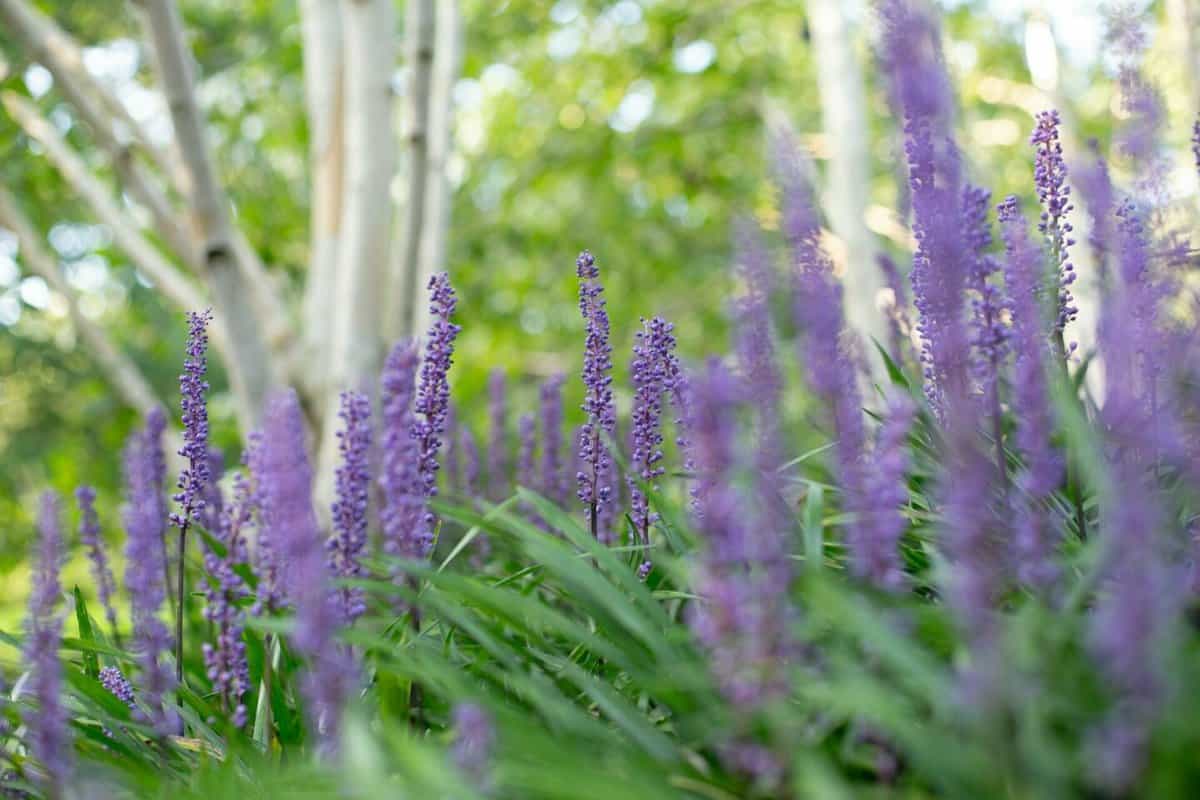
[0, 186, 162, 415]
[326, 0, 395, 397]
[412, 0, 461, 339]
[389, 0, 436, 342]
[313, 0, 397, 515]
[136, 0, 279, 429]
[299, 0, 345, 393]
[807, 0, 885, 363]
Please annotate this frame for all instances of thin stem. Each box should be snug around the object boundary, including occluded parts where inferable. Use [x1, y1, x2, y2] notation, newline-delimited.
[175, 524, 187, 686]
[407, 593, 425, 730]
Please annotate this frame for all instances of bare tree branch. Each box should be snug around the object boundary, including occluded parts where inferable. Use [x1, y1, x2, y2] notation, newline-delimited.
[413, 0, 461, 338]
[135, 0, 280, 428]
[388, 0, 435, 342]
[299, 0, 345, 392]
[0, 185, 161, 415]
[2, 92, 211, 325]
[0, 0, 181, 187]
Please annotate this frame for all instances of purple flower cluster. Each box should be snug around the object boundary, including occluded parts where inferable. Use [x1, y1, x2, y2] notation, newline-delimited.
[380, 340, 430, 562]
[627, 316, 680, 576]
[850, 393, 916, 589]
[998, 196, 1062, 590]
[201, 468, 253, 727]
[880, 0, 971, 416]
[24, 491, 71, 791]
[538, 374, 568, 506]
[688, 359, 792, 705]
[517, 413, 535, 490]
[76, 485, 118, 637]
[122, 413, 179, 737]
[780, 152, 873, 569]
[261, 390, 353, 750]
[329, 391, 372, 625]
[170, 309, 213, 536]
[99, 666, 135, 708]
[414, 272, 461, 537]
[487, 369, 509, 500]
[962, 184, 1008, 396]
[450, 702, 495, 790]
[575, 250, 617, 540]
[1031, 110, 1078, 351]
[686, 360, 793, 783]
[733, 219, 784, 477]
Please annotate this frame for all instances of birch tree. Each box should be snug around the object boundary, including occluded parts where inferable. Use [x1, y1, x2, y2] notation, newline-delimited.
[0, 0, 460, 465]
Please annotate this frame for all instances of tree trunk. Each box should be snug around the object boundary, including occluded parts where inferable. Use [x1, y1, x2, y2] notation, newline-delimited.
[807, 0, 885, 364]
[299, 0, 345, 398]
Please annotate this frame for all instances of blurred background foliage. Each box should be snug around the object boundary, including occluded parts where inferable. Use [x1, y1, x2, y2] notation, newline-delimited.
[0, 0, 1196, 594]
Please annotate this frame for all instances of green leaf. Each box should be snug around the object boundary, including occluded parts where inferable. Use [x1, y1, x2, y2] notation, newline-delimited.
[73, 587, 100, 678]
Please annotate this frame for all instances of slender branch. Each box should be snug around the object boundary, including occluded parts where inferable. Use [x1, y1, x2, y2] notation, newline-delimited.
[136, 0, 279, 429]
[299, 0, 345, 393]
[389, 0, 435, 342]
[1, 92, 215, 326]
[0, 0, 195, 265]
[412, 0, 461, 339]
[0, 0, 178, 181]
[0, 186, 161, 414]
[0, 0, 291, 361]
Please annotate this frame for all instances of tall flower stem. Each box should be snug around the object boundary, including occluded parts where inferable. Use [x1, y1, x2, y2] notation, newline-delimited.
[170, 310, 214, 695]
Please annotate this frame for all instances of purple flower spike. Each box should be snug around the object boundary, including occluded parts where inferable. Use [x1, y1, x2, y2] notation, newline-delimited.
[851, 392, 916, 589]
[879, 0, 972, 416]
[329, 391, 372, 626]
[380, 340, 430, 562]
[575, 250, 617, 539]
[962, 184, 1009, 395]
[538, 374, 568, 506]
[261, 390, 353, 750]
[1031, 110, 1079, 355]
[487, 369, 509, 501]
[687, 360, 794, 784]
[733, 220, 784, 477]
[170, 309, 213, 536]
[123, 415, 179, 737]
[627, 316, 680, 574]
[998, 196, 1063, 590]
[99, 666, 135, 708]
[414, 272, 461, 536]
[76, 485, 118, 637]
[451, 702, 495, 791]
[24, 491, 71, 791]
[201, 467, 252, 727]
[518, 413, 536, 490]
